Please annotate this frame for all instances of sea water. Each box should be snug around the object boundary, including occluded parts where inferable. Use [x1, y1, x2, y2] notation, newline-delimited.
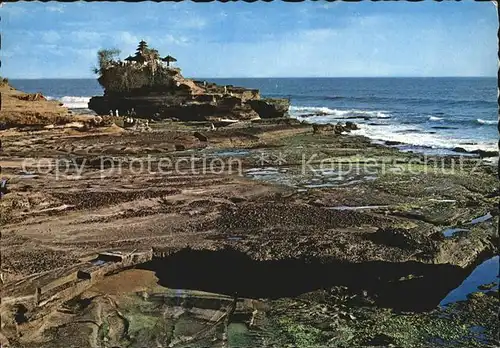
[9, 77, 498, 153]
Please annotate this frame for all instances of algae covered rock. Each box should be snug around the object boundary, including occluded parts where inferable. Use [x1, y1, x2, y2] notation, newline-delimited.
[312, 122, 358, 135]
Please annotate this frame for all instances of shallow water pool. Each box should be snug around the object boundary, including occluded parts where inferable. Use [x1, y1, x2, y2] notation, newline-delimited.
[440, 256, 499, 306]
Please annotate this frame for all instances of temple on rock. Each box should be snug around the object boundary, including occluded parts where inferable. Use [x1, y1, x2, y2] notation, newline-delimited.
[88, 41, 290, 121]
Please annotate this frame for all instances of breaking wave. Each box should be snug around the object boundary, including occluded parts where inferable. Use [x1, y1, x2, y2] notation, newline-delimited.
[289, 106, 390, 119]
[289, 106, 497, 153]
[350, 124, 498, 153]
[428, 116, 443, 121]
[47, 96, 91, 109]
[477, 118, 497, 125]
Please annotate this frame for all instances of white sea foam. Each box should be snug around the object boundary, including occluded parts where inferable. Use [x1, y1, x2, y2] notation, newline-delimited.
[289, 106, 390, 119]
[350, 124, 498, 153]
[428, 116, 443, 121]
[289, 104, 496, 153]
[477, 118, 497, 125]
[289, 106, 349, 116]
[47, 96, 91, 109]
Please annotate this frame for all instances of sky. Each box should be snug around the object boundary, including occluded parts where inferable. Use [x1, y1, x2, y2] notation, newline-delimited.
[1, 1, 498, 78]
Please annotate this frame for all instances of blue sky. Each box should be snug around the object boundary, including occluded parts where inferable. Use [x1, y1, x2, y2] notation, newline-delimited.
[1, 1, 497, 78]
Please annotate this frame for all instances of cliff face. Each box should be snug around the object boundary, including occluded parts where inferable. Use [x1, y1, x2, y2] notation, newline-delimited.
[89, 66, 289, 121]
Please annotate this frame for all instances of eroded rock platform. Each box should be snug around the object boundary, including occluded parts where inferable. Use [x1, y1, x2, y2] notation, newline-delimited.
[1, 119, 498, 347]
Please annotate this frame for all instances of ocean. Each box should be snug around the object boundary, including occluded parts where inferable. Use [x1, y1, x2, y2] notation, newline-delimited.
[9, 77, 498, 154]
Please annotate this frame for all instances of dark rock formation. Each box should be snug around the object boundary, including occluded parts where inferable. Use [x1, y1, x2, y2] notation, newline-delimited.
[247, 98, 291, 119]
[452, 147, 469, 153]
[452, 147, 498, 157]
[472, 149, 498, 158]
[312, 122, 359, 135]
[88, 51, 290, 122]
[313, 124, 340, 135]
[88, 41, 290, 122]
[193, 132, 208, 142]
[345, 121, 359, 131]
[385, 140, 403, 146]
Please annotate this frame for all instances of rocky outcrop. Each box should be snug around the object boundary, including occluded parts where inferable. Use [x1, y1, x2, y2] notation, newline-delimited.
[89, 68, 289, 122]
[247, 98, 290, 119]
[345, 121, 359, 131]
[312, 122, 359, 135]
[452, 147, 498, 158]
[88, 95, 263, 121]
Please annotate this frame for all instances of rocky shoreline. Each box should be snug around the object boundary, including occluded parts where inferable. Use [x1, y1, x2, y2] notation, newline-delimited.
[0, 83, 498, 347]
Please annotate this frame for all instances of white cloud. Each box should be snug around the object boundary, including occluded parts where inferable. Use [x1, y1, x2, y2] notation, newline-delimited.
[72, 31, 103, 44]
[41, 31, 62, 44]
[158, 34, 191, 46]
[118, 31, 141, 47]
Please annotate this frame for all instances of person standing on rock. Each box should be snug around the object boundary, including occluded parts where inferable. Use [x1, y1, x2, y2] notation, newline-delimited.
[0, 178, 8, 199]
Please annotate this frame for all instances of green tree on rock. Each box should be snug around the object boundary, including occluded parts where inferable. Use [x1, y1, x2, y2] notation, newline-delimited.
[93, 41, 181, 93]
[93, 48, 121, 75]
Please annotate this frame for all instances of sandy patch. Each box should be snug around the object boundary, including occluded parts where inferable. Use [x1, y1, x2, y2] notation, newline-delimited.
[85, 269, 160, 295]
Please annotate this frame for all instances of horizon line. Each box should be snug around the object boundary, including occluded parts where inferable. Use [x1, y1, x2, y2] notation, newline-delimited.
[7, 76, 497, 80]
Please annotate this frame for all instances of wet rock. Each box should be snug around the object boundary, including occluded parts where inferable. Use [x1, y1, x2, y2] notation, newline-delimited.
[193, 131, 208, 142]
[452, 147, 498, 157]
[364, 333, 396, 346]
[473, 149, 498, 158]
[89, 95, 265, 122]
[246, 98, 290, 119]
[452, 147, 469, 153]
[0, 178, 8, 198]
[467, 291, 487, 300]
[385, 140, 403, 146]
[252, 117, 301, 126]
[345, 121, 359, 131]
[478, 282, 497, 291]
[312, 123, 354, 135]
[366, 227, 436, 252]
[313, 124, 337, 134]
[13, 304, 29, 324]
[229, 197, 247, 203]
[300, 112, 329, 117]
